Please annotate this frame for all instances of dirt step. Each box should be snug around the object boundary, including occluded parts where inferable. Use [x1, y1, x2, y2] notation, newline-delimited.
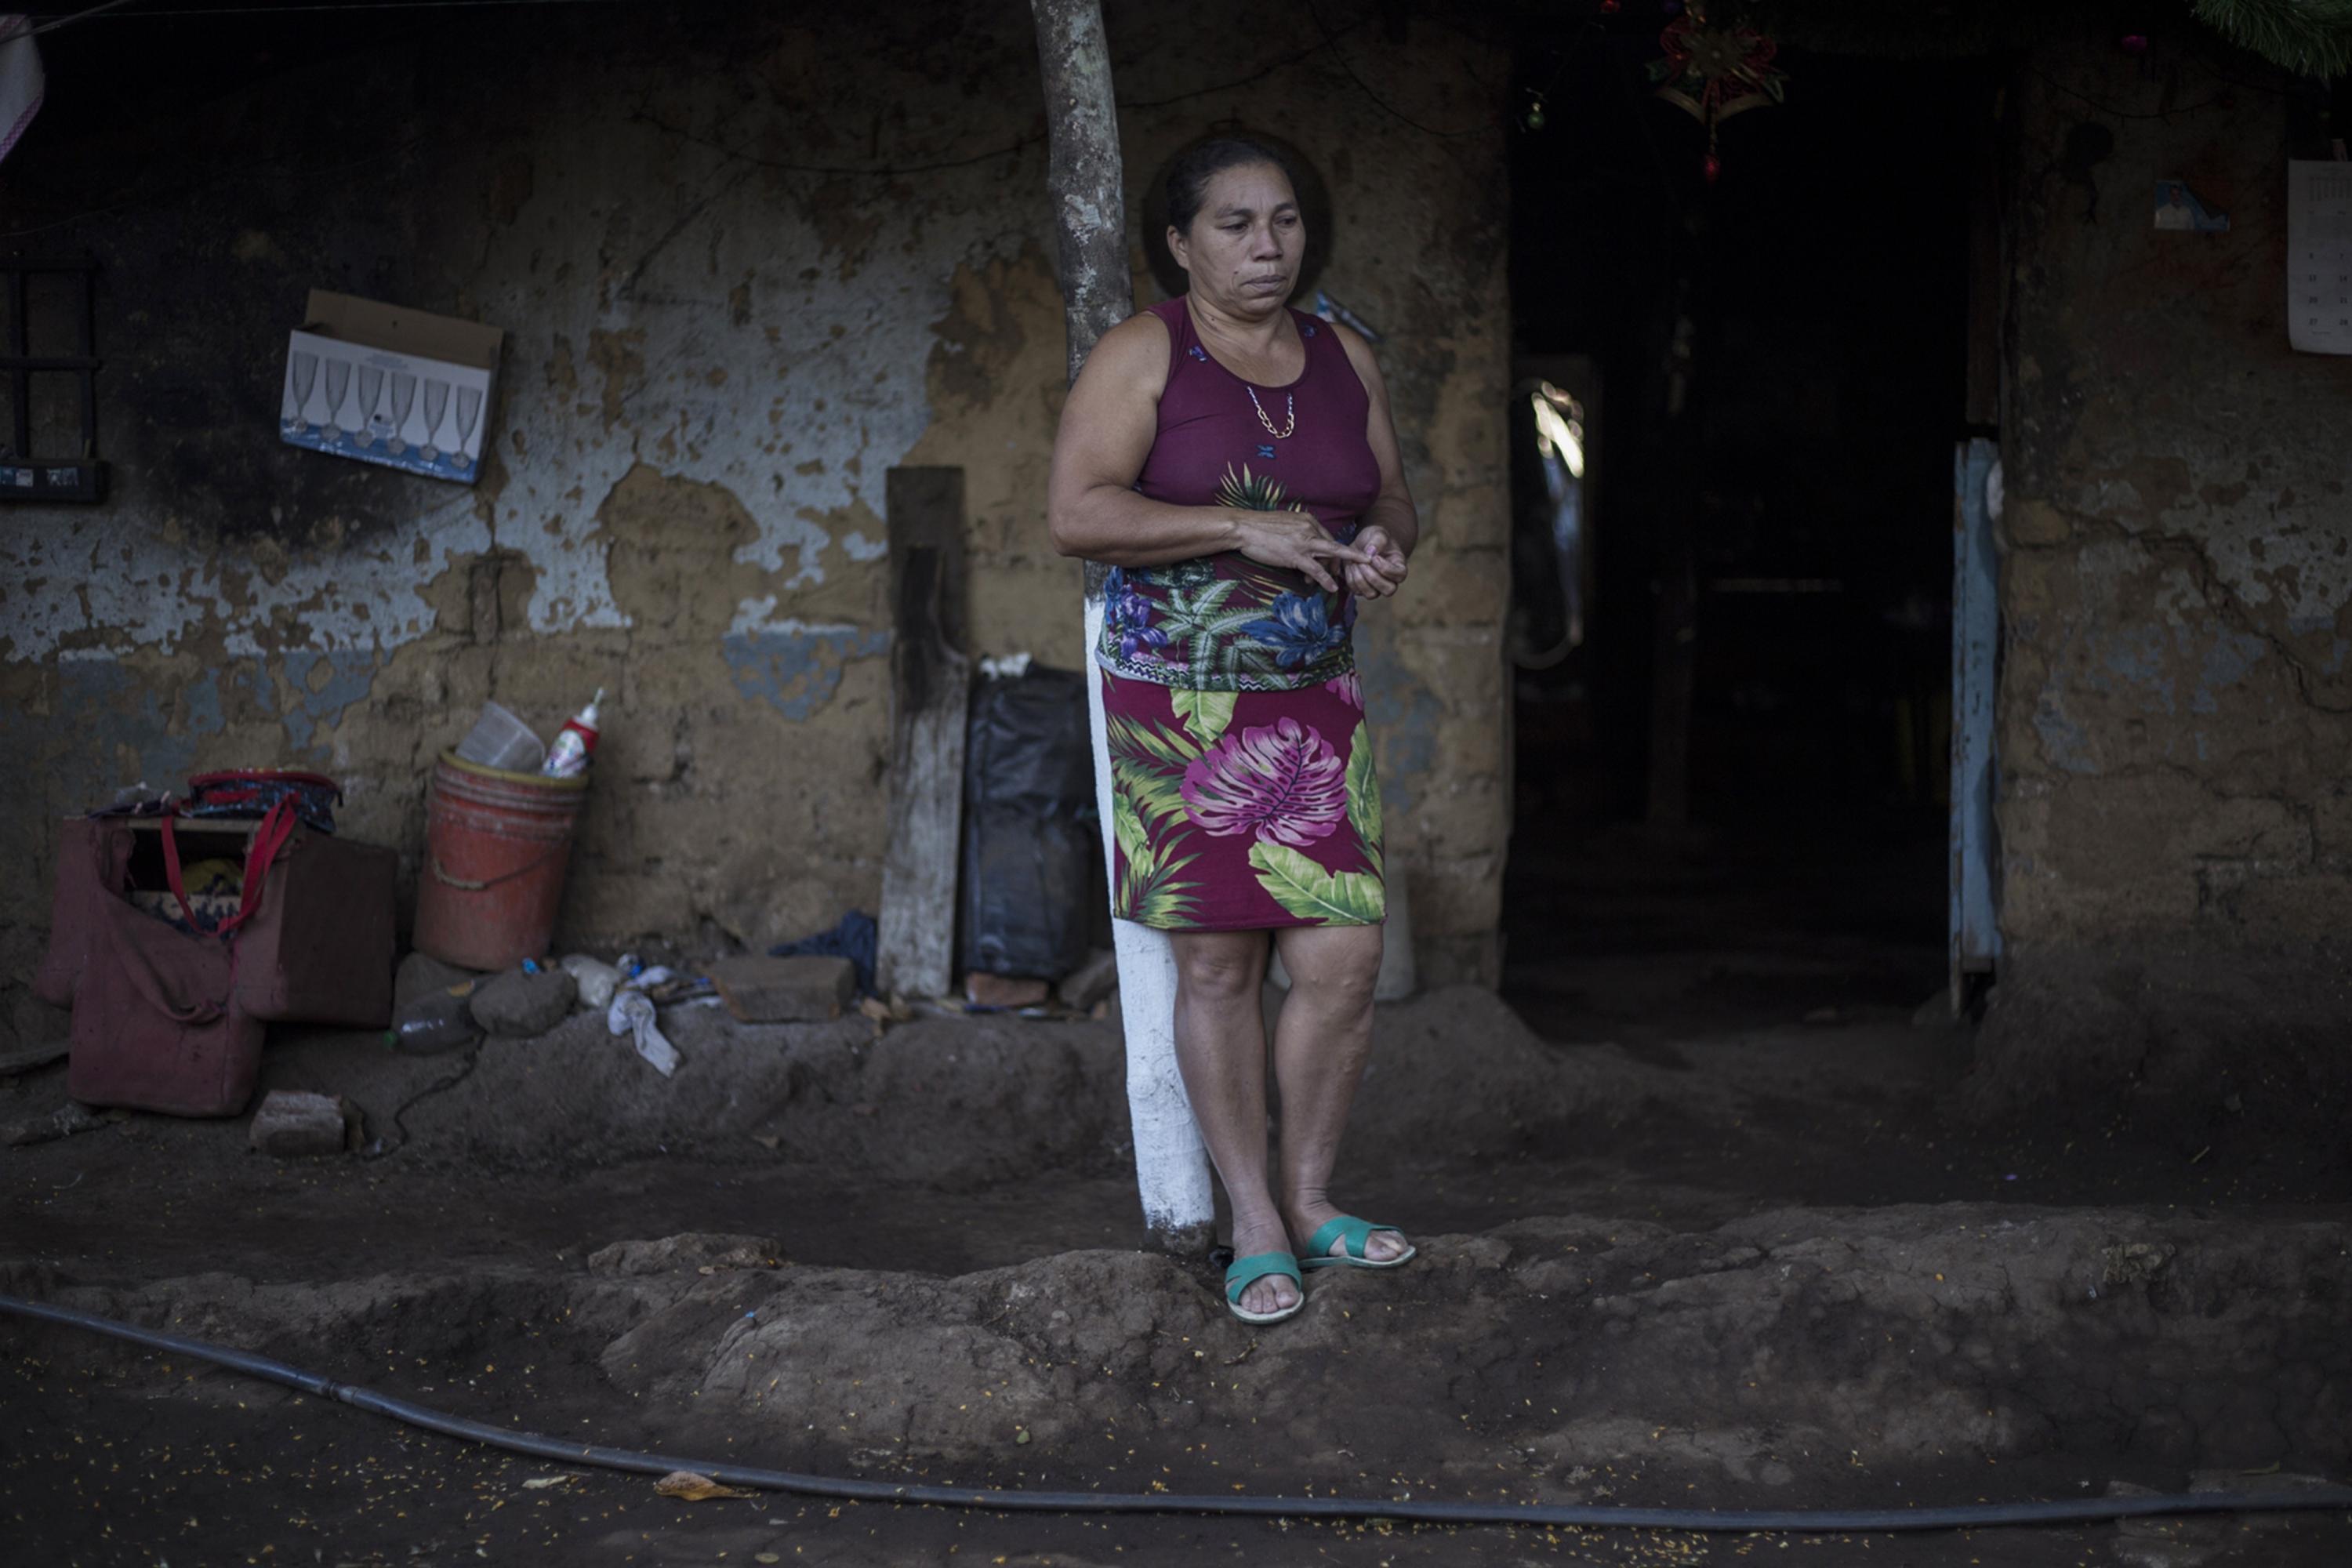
[16, 1203, 2346, 1501]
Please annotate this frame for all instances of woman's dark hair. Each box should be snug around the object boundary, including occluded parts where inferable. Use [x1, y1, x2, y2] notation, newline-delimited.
[1142, 129, 1330, 300]
[1163, 135, 1298, 235]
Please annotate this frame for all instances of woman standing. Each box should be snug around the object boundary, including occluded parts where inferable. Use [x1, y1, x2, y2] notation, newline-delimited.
[1046, 137, 1419, 1324]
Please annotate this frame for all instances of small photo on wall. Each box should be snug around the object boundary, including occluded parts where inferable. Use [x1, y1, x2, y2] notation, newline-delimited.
[2154, 180, 2230, 233]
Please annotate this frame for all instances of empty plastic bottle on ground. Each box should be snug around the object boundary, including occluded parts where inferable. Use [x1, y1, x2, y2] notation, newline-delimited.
[387, 986, 479, 1054]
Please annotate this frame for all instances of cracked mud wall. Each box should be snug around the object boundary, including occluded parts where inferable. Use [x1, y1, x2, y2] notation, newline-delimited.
[1980, 39, 2352, 1105]
[0, 2, 1509, 1048]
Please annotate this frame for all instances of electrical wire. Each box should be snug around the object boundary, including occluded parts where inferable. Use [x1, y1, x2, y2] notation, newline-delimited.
[3, 6, 1432, 242]
[627, 20, 1384, 180]
[21, 0, 139, 39]
[1116, 23, 1367, 112]
[1302, 0, 1484, 139]
[359, 1039, 481, 1161]
[25, 0, 625, 25]
[2027, 66, 2231, 121]
[6, 1292, 2351, 1534]
[622, 112, 1045, 180]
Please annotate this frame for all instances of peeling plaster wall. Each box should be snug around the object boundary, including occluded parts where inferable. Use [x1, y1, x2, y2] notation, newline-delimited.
[1976, 38, 2352, 1108]
[2002, 45, 2352, 953]
[0, 2, 1510, 1047]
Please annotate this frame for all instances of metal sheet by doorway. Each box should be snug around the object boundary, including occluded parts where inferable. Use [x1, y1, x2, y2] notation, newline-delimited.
[1949, 437, 2001, 1009]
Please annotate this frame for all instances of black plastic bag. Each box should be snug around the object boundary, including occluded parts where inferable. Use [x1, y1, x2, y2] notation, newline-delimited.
[960, 665, 1097, 981]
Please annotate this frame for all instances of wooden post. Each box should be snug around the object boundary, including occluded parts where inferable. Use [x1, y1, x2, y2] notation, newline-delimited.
[1029, 0, 1213, 1250]
[875, 466, 971, 1000]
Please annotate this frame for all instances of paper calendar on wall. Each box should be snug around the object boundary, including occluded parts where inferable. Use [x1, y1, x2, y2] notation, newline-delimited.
[2289, 160, 2352, 355]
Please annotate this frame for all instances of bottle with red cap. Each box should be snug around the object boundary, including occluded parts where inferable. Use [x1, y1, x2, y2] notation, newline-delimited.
[543, 688, 603, 778]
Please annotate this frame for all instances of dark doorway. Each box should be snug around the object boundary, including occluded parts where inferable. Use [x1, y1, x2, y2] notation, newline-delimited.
[1501, 24, 1984, 1048]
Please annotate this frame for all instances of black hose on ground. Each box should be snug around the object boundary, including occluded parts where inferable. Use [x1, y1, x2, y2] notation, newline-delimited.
[6, 1291, 2350, 1535]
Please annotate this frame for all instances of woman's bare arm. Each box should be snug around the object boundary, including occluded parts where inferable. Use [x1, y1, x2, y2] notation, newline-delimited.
[1047, 314, 1373, 592]
[1332, 322, 1417, 597]
[1334, 323, 1418, 556]
[1046, 317, 1237, 566]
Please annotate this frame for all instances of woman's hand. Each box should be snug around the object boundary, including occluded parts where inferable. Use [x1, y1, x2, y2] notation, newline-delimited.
[1344, 525, 1410, 600]
[1229, 510, 1374, 594]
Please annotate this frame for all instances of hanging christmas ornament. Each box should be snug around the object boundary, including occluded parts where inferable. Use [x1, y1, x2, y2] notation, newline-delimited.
[1647, 0, 1787, 184]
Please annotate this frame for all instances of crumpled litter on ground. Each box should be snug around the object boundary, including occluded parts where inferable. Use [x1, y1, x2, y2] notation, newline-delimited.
[608, 960, 680, 1076]
[653, 1469, 753, 1502]
[561, 953, 623, 1011]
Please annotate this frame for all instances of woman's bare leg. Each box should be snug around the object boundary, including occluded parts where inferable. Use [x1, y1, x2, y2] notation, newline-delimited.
[1271, 924, 1408, 1262]
[1168, 929, 1297, 1316]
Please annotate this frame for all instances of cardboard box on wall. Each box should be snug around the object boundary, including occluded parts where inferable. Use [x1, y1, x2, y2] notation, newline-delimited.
[280, 291, 503, 484]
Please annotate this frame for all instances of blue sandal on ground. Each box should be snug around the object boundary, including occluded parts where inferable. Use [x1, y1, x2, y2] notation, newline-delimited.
[1299, 1215, 1417, 1272]
[1224, 1250, 1305, 1325]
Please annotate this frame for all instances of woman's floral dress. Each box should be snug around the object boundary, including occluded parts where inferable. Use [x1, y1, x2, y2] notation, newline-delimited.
[1094, 296, 1386, 932]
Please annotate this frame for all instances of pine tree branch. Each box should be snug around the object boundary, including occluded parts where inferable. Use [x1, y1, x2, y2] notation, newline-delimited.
[2190, 0, 2352, 77]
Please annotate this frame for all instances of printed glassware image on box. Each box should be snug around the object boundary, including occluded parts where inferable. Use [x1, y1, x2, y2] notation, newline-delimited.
[281, 290, 503, 483]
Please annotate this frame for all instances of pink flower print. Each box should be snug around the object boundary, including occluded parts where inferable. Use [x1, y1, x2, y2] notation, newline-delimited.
[1324, 671, 1363, 710]
[1181, 717, 1348, 848]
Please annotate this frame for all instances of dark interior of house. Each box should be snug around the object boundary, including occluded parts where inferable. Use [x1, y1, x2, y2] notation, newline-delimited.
[1501, 27, 1984, 1045]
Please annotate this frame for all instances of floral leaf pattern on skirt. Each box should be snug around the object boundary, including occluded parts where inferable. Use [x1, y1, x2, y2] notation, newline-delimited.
[1180, 716, 1348, 848]
[1102, 670, 1380, 931]
[1248, 841, 1387, 924]
[1116, 797, 1205, 925]
[1105, 714, 1207, 924]
[1344, 721, 1383, 877]
[1170, 689, 1236, 748]
[1106, 713, 1199, 832]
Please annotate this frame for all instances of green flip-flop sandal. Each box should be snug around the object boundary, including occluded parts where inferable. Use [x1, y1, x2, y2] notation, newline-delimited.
[1224, 1250, 1305, 1325]
[1299, 1215, 1417, 1272]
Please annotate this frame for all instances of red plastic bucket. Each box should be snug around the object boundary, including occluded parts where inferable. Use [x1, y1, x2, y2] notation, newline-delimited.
[412, 750, 588, 971]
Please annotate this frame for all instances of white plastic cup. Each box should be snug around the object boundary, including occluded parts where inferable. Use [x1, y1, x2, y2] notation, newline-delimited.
[452, 700, 546, 773]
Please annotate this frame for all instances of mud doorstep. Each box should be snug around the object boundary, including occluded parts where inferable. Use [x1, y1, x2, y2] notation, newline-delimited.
[5, 1291, 2347, 1535]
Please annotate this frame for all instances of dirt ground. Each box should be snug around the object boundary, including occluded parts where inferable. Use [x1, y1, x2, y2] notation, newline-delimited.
[5, 959, 2350, 1566]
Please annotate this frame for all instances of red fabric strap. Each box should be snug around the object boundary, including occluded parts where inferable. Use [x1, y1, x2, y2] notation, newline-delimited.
[158, 813, 202, 933]
[158, 797, 298, 939]
[216, 798, 298, 938]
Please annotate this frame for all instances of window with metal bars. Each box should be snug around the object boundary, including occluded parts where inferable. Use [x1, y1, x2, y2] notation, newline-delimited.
[0, 254, 107, 503]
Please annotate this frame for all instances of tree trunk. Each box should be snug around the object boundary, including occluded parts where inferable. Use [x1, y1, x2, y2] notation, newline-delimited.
[1028, 0, 1213, 1252]
[1030, 0, 1132, 398]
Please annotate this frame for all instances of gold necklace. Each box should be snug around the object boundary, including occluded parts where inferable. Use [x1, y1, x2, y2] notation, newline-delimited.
[1247, 386, 1296, 441]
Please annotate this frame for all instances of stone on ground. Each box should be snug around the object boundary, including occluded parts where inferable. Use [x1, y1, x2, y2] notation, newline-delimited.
[2, 1101, 113, 1148]
[467, 967, 578, 1036]
[394, 950, 482, 1012]
[587, 1232, 786, 1276]
[964, 971, 1048, 1009]
[0, 1038, 71, 1079]
[710, 955, 855, 1022]
[247, 1090, 356, 1156]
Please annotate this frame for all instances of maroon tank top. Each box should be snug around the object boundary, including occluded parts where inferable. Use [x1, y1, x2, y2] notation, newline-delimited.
[1095, 296, 1381, 693]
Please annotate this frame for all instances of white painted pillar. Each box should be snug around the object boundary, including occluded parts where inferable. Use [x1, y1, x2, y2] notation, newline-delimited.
[1032, 0, 1213, 1248]
[1083, 597, 1214, 1241]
